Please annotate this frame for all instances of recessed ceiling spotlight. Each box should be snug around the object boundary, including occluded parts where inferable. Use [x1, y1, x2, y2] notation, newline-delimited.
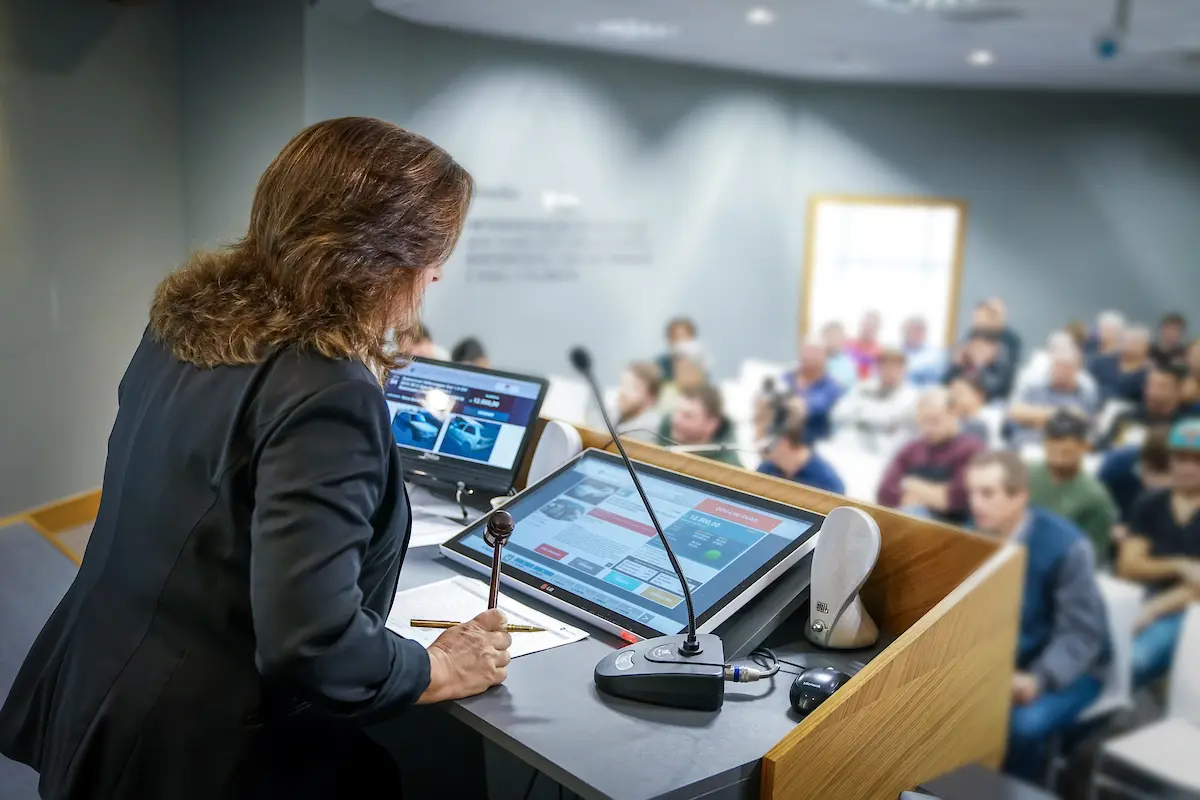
[747, 7, 776, 26]
[581, 18, 680, 42]
[968, 48, 995, 66]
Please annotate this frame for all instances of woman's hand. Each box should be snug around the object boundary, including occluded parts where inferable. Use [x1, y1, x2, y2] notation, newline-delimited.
[417, 609, 512, 704]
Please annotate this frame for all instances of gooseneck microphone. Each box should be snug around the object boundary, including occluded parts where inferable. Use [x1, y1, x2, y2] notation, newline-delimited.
[569, 346, 726, 711]
[569, 347, 700, 652]
[483, 510, 514, 610]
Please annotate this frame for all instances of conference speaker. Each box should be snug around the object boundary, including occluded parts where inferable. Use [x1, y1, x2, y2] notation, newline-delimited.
[806, 507, 880, 650]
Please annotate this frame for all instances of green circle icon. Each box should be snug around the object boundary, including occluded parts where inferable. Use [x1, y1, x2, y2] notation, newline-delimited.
[703, 549, 722, 561]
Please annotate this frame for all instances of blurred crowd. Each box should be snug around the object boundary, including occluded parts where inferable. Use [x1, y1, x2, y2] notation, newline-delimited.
[417, 303, 1200, 790]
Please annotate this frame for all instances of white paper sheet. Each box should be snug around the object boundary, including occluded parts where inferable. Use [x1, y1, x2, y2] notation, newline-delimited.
[386, 576, 588, 658]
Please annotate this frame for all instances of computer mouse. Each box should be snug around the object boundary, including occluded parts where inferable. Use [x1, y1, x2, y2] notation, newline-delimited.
[789, 667, 850, 715]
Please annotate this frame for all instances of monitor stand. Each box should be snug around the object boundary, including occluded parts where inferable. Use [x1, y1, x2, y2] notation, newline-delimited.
[714, 553, 813, 660]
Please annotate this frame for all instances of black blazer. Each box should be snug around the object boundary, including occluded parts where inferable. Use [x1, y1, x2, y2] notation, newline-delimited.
[0, 330, 430, 799]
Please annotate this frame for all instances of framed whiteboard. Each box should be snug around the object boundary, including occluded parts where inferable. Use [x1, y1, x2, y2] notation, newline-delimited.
[800, 196, 966, 348]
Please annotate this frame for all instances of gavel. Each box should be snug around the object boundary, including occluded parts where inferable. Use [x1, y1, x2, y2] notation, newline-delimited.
[483, 510, 514, 609]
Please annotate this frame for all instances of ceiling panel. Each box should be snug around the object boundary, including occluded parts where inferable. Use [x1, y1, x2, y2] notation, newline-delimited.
[373, 0, 1200, 92]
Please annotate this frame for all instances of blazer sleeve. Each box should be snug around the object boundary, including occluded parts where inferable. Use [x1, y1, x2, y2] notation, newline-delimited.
[250, 380, 431, 721]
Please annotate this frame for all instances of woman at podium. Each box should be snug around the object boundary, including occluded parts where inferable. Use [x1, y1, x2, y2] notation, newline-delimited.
[0, 118, 512, 799]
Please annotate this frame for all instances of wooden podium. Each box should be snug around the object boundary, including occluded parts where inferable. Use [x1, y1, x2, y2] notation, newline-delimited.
[13, 417, 1024, 800]
[520, 421, 1024, 800]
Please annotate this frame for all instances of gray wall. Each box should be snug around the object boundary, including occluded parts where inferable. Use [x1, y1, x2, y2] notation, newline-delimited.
[180, 0, 306, 251]
[0, 0, 184, 516]
[306, 1, 1200, 385]
[3, 0, 1197, 512]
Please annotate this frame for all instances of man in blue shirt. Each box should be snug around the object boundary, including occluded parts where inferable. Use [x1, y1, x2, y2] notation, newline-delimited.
[819, 321, 859, 389]
[966, 451, 1109, 783]
[783, 340, 844, 442]
[902, 315, 947, 387]
[757, 417, 845, 494]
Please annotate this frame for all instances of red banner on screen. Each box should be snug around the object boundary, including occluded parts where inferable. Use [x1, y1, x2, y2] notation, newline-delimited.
[587, 507, 656, 537]
[694, 498, 782, 533]
[534, 543, 568, 560]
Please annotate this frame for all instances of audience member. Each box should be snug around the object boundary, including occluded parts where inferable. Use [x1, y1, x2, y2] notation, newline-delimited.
[1150, 312, 1188, 370]
[1182, 339, 1200, 410]
[1014, 331, 1099, 400]
[783, 340, 845, 443]
[1008, 346, 1099, 447]
[832, 348, 918, 454]
[1086, 310, 1125, 359]
[965, 452, 1108, 783]
[945, 329, 1010, 403]
[846, 310, 883, 379]
[661, 384, 741, 467]
[1065, 320, 1090, 353]
[753, 380, 805, 442]
[1116, 418, 1200, 687]
[1028, 411, 1119, 563]
[972, 298, 1023, 388]
[1091, 325, 1151, 404]
[948, 374, 998, 448]
[1098, 364, 1186, 450]
[877, 387, 985, 522]
[819, 321, 859, 389]
[450, 336, 489, 368]
[657, 339, 709, 414]
[611, 362, 663, 443]
[757, 416, 845, 494]
[656, 316, 698, 382]
[901, 315, 946, 387]
[1099, 430, 1173, 526]
[410, 323, 449, 360]
[990, 297, 1024, 366]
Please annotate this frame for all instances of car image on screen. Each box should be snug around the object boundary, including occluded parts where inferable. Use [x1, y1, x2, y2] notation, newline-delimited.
[439, 415, 501, 462]
[391, 407, 444, 449]
[447, 417, 489, 449]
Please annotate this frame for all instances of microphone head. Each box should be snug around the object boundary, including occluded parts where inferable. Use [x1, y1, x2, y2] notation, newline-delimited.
[484, 509, 515, 547]
[569, 346, 593, 375]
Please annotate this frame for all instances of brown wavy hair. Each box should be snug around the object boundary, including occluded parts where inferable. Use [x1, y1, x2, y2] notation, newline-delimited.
[151, 117, 473, 373]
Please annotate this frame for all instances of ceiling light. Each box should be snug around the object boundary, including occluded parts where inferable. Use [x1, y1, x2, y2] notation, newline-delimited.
[746, 7, 776, 26]
[968, 49, 995, 66]
[582, 18, 679, 42]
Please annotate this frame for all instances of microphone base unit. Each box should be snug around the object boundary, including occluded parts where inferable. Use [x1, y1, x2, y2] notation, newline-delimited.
[594, 633, 726, 712]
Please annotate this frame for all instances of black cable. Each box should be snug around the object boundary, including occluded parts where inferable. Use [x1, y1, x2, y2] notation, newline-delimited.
[724, 647, 806, 681]
[776, 655, 808, 672]
[750, 647, 781, 678]
[522, 769, 539, 800]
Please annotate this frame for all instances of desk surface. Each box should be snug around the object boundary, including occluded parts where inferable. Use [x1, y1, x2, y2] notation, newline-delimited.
[398, 545, 885, 800]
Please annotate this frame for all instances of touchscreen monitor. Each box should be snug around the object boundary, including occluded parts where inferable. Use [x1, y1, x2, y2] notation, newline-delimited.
[442, 449, 823, 640]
